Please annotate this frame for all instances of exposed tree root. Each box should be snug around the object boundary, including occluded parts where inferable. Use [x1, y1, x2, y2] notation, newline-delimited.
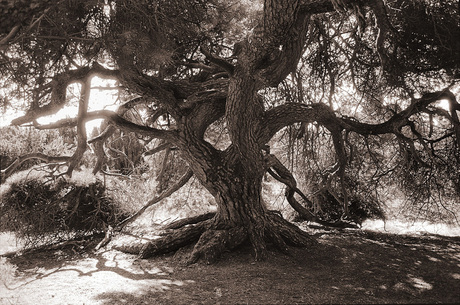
[266, 211, 317, 248]
[114, 211, 319, 264]
[139, 219, 211, 259]
[187, 226, 247, 264]
[163, 212, 215, 230]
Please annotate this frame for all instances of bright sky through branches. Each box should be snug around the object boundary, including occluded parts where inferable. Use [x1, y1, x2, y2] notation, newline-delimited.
[0, 77, 120, 133]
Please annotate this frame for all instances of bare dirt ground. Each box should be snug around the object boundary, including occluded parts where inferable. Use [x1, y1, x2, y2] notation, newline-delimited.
[1, 228, 459, 304]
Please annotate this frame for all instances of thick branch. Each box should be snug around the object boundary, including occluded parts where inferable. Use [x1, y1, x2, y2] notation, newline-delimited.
[143, 142, 173, 157]
[255, 1, 310, 87]
[67, 76, 91, 176]
[261, 90, 458, 145]
[341, 90, 459, 136]
[200, 47, 234, 75]
[32, 109, 176, 140]
[87, 110, 177, 141]
[266, 153, 358, 228]
[11, 63, 120, 126]
[261, 102, 344, 144]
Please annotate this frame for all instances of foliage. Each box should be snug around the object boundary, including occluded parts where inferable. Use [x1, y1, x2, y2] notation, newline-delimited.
[1, 126, 71, 162]
[104, 173, 215, 228]
[0, 125, 81, 172]
[0, 0, 459, 260]
[0, 168, 128, 248]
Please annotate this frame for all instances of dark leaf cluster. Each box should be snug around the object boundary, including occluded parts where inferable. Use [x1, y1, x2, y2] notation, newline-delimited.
[0, 170, 128, 248]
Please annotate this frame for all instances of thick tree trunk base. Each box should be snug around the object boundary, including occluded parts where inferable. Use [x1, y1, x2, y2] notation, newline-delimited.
[187, 226, 248, 264]
[114, 212, 317, 264]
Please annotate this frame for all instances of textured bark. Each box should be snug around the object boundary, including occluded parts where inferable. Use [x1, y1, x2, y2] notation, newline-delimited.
[163, 212, 216, 230]
[6, 0, 456, 263]
[139, 219, 211, 258]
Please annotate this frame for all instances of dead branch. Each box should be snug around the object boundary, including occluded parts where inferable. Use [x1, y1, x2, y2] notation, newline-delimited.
[11, 63, 120, 126]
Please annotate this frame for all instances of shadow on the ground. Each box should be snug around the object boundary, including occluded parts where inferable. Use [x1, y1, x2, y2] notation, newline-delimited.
[92, 230, 460, 304]
[3, 229, 459, 304]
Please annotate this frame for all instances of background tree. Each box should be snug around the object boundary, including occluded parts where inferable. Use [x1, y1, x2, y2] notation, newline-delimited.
[0, 0, 459, 262]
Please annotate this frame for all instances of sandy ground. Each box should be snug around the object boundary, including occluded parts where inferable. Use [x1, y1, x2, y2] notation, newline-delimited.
[1, 225, 460, 305]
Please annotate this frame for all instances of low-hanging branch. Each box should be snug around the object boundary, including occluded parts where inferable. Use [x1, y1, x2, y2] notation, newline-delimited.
[261, 89, 458, 144]
[1, 153, 72, 183]
[265, 153, 358, 228]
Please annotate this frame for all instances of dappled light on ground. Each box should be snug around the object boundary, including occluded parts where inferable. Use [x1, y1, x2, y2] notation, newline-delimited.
[408, 275, 433, 291]
[0, 250, 193, 305]
[1, 227, 459, 304]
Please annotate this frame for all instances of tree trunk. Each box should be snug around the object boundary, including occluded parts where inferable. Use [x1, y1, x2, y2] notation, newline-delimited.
[138, 151, 316, 263]
[139, 22, 319, 262]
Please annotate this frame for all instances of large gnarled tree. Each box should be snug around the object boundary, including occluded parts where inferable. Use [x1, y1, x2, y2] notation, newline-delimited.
[1, 0, 459, 262]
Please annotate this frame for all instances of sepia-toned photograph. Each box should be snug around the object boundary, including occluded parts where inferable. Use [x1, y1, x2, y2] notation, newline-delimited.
[1, 0, 459, 304]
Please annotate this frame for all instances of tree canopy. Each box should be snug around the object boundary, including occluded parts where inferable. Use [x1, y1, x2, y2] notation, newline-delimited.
[1, 0, 459, 262]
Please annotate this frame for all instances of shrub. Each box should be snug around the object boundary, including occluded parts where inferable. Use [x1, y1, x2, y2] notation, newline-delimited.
[311, 189, 385, 224]
[0, 168, 128, 248]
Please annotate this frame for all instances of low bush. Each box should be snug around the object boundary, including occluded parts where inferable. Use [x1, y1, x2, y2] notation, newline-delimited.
[310, 189, 385, 225]
[0, 168, 128, 247]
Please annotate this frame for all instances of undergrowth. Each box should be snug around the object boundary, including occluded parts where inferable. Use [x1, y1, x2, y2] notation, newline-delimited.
[0, 167, 128, 248]
[105, 174, 216, 228]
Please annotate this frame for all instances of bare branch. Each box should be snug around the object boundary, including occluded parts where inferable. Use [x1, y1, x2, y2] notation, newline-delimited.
[34, 109, 177, 141]
[87, 125, 115, 144]
[367, 0, 394, 70]
[116, 169, 194, 230]
[261, 102, 344, 144]
[11, 63, 120, 126]
[0, 25, 20, 48]
[1, 153, 71, 183]
[143, 142, 173, 157]
[156, 146, 172, 192]
[67, 75, 91, 176]
[262, 90, 458, 147]
[341, 90, 459, 136]
[265, 153, 358, 228]
[87, 110, 177, 141]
